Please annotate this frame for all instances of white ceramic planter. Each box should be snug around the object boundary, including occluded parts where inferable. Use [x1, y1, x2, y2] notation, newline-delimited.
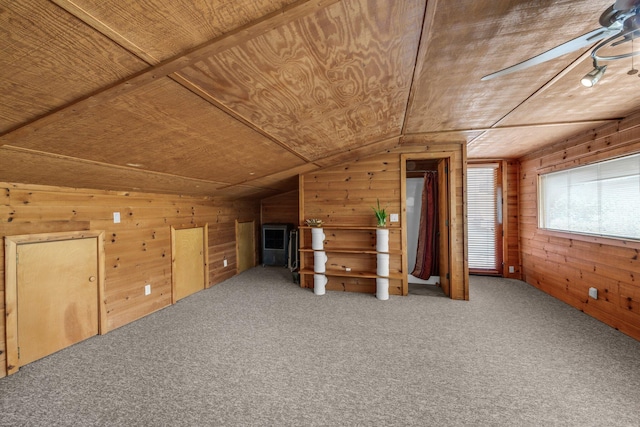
[376, 253, 390, 277]
[376, 278, 389, 300]
[311, 227, 325, 250]
[314, 274, 327, 295]
[313, 251, 328, 273]
[376, 228, 389, 253]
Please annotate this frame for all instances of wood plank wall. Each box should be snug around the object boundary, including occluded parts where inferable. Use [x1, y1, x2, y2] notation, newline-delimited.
[519, 114, 640, 341]
[504, 160, 521, 279]
[261, 190, 299, 226]
[299, 144, 468, 299]
[0, 182, 260, 377]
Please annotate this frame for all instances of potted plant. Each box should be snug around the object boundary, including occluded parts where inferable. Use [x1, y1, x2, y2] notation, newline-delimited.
[372, 199, 390, 254]
[372, 199, 388, 228]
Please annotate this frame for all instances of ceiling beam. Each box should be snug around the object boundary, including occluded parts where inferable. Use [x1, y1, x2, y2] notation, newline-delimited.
[405, 118, 621, 139]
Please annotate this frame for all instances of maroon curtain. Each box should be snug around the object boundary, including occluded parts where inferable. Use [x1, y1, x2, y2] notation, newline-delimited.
[411, 171, 439, 280]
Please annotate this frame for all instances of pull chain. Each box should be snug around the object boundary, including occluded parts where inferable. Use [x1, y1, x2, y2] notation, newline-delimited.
[629, 38, 638, 75]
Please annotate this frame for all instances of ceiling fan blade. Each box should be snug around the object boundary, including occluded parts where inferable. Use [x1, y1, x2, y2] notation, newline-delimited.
[614, 0, 640, 12]
[481, 28, 611, 81]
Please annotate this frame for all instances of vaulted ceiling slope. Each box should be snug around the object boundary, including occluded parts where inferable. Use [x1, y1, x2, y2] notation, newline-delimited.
[1, 0, 639, 198]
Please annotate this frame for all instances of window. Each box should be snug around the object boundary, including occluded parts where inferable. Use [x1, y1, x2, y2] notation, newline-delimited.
[467, 163, 503, 273]
[539, 153, 640, 240]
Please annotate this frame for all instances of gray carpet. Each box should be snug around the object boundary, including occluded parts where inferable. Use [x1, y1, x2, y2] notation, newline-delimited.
[1, 267, 639, 426]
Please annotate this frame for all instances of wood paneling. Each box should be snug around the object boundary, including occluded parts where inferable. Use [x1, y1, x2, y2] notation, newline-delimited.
[504, 160, 521, 279]
[519, 114, 640, 341]
[0, 147, 300, 200]
[302, 153, 403, 227]
[466, 123, 612, 159]
[180, 0, 424, 160]
[498, 52, 640, 128]
[0, 182, 260, 377]
[261, 190, 299, 226]
[0, 0, 147, 133]
[52, 0, 299, 63]
[0, 0, 340, 199]
[407, 1, 601, 134]
[3, 79, 306, 185]
[2, 0, 640, 200]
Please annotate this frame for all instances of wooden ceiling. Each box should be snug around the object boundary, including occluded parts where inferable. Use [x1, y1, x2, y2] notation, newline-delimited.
[2, 0, 639, 198]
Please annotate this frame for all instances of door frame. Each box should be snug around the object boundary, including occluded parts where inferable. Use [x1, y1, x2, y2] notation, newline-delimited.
[171, 224, 209, 304]
[4, 230, 105, 376]
[401, 152, 458, 298]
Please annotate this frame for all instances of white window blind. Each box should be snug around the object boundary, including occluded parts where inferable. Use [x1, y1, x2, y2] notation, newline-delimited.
[467, 165, 500, 270]
[539, 153, 640, 240]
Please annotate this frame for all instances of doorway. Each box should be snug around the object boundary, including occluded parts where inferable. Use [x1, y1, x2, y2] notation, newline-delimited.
[172, 225, 208, 302]
[401, 154, 453, 297]
[406, 160, 441, 286]
[4, 231, 105, 375]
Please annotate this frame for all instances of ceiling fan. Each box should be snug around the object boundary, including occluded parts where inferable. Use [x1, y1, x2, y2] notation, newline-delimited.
[481, 0, 640, 86]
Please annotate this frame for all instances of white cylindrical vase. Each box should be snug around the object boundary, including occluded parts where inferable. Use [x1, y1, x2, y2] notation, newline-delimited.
[311, 228, 325, 250]
[314, 274, 327, 295]
[376, 278, 389, 300]
[313, 251, 328, 273]
[377, 253, 390, 277]
[376, 228, 389, 253]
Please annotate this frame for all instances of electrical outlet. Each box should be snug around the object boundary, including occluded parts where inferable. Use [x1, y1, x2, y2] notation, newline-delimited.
[113, 212, 121, 224]
[223, 259, 228, 267]
[508, 266, 515, 274]
[390, 213, 399, 222]
[145, 284, 151, 295]
[589, 287, 598, 300]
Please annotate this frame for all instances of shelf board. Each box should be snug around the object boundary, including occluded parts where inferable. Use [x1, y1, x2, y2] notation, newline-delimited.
[300, 247, 401, 255]
[299, 268, 403, 280]
[300, 247, 375, 254]
[299, 225, 401, 231]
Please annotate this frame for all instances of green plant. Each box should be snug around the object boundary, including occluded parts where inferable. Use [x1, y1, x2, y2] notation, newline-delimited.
[372, 199, 388, 227]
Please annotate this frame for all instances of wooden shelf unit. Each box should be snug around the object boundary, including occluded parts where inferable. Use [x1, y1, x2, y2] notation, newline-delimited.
[298, 225, 403, 293]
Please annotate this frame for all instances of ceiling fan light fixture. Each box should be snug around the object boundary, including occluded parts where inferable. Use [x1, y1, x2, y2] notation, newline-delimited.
[581, 64, 607, 87]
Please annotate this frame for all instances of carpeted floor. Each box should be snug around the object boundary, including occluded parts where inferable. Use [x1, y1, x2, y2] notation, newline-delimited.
[1, 267, 639, 426]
